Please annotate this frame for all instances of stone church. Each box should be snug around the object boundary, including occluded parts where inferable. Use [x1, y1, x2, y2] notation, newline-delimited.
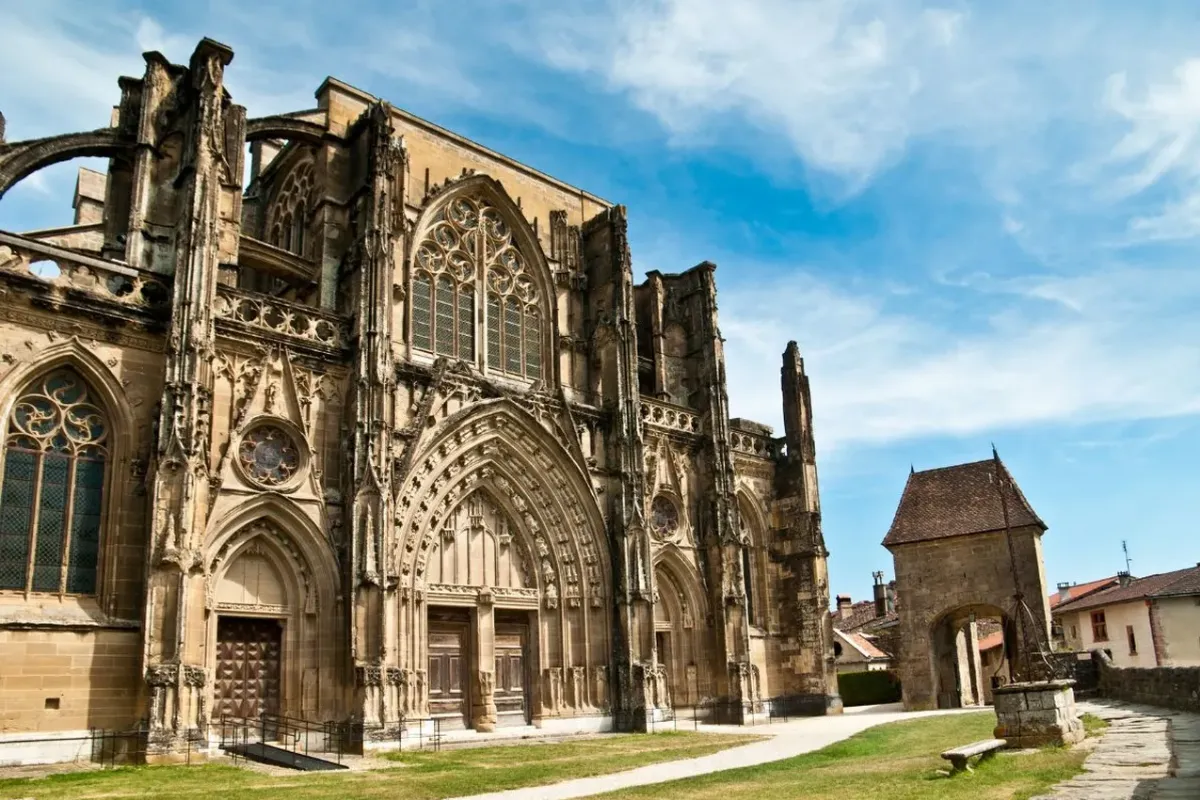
[0, 38, 838, 757]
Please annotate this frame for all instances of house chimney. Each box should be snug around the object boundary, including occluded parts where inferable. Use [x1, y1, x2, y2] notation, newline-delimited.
[835, 595, 852, 615]
[886, 581, 896, 615]
[1117, 570, 1132, 587]
[872, 571, 887, 617]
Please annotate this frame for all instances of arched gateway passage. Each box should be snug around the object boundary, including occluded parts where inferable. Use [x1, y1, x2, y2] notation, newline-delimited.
[929, 603, 1012, 709]
[392, 400, 612, 731]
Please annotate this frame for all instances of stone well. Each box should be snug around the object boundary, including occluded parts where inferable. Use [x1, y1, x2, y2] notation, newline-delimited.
[992, 679, 1084, 748]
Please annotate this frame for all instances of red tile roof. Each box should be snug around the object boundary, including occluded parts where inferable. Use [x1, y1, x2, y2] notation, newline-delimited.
[1049, 576, 1121, 611]
[882, 458, 1045, 548]
[1053, 565, 1200, 615]
[834, 629, 891, 661]
[978, 631, 1004, 652]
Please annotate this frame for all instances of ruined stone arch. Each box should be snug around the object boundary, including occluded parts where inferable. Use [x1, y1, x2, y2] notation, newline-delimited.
[244, 116, 327, 147]
[0, 129, 133, 201]
[406, 175, 556, 383]
[0, 340, 137, 605]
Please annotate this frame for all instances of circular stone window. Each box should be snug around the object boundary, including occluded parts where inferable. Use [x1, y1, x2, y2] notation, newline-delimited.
[238, 424, 302, 487]
[650, 495, 680, 540]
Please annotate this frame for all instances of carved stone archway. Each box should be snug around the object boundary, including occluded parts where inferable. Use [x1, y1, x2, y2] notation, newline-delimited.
[203, 511, 341, 723]
[651, 555, 707, 706]
[392, 399, 611, 728]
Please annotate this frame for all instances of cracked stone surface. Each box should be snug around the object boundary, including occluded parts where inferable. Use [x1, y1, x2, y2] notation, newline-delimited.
[1030, 700, 1200, 800]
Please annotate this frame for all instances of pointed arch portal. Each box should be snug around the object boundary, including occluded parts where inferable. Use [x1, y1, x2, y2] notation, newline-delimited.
[392, 399, 611, 730]
[204, 509, 342, 723]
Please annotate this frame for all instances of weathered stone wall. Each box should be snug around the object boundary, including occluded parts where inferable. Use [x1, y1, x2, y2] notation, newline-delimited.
[0, 629, 142, 733]
[1095, 649, 1200, 712]
[892, 526, 1049, 710]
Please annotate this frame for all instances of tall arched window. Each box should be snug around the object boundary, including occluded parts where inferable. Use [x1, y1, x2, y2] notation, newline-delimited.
[267, 161, 314, 258]
[413, 193, 543, 380]
[0, 369, 108, 595]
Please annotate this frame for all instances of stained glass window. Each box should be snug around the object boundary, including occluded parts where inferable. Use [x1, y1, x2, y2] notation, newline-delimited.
[0, 369, 108, 594]
[412, 193, 544, 380]
[237, 426, 301, 487]
[412, 274, 433, 351]
[649, 496, 680, 540]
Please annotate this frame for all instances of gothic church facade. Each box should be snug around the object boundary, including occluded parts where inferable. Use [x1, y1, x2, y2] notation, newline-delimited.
[0, 38, 838, 757]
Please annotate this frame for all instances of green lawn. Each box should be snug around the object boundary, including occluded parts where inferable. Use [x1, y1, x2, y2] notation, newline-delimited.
[0, 731, 758, 800]
[586, 713, 1103, 800]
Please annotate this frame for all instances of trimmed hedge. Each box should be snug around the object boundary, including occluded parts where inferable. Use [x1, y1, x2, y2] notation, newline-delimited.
[837, 669, 902, 707]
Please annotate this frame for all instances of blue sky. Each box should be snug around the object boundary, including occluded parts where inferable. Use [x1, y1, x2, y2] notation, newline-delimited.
[2, 1, 1199, 604]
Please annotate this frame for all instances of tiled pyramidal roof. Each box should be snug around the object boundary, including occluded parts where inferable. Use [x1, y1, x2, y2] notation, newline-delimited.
[883, 458, 1045, 547]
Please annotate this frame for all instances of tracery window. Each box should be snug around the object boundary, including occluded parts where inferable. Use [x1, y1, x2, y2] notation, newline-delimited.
[413, 194, 543, 379]
[237, 425, 301, 487]
[267, 161, 314, 257]
[0, 369, 108, 595]
[649, 495, 680, 541]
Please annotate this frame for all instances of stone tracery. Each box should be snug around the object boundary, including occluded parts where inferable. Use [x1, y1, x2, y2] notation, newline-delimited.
[411, 190, 545, 380]
[266, 159, 314, 256]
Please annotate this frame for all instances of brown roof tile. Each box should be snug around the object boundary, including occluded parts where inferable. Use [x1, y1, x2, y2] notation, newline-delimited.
[1054, 565, 1200, 614]
[882, 458, 1045, 548]
[1049, 576, 1121, 610]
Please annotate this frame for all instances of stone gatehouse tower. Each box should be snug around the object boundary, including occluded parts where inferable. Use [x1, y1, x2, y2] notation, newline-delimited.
[0, 38, 839, 756]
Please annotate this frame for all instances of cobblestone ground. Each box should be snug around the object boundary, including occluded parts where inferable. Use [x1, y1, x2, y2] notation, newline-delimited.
[1030, 700, 1200, 800]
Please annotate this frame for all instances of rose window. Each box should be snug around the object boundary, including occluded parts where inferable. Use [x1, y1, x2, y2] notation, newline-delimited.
[238, 426, 301, 486]
[650, 496, 680, 539]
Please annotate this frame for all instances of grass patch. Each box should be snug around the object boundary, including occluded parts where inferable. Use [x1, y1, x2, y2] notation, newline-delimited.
[1082, 712, 1109, 738]
[588, 713, 1090, 800]
[0, 731, 755, 800]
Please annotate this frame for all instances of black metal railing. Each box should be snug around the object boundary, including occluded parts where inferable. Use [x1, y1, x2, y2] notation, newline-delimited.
[217, 713, 352, 766]
[351, 714, 444, 754]
[0, 726, 153, 769]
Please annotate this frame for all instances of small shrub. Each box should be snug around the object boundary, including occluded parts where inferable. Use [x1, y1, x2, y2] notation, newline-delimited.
[837, 670, 902, 706]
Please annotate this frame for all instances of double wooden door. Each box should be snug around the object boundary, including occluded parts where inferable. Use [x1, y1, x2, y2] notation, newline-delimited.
[427, 614, 530, 727]
[214, 616, 282, 720]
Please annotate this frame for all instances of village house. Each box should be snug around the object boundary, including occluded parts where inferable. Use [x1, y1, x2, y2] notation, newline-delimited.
[1052, 566, 1200, 668]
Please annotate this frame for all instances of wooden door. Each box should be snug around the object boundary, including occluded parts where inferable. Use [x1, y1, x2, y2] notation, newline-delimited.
[428, 623, 467, 722]
[494, 625, 528, 723]
[214, 616, 282, 720]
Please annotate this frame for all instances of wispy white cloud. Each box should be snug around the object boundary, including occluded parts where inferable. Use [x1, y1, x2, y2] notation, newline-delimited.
[719, 263, 1200, 453]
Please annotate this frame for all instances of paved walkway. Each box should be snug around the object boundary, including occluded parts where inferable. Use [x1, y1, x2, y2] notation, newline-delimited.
[446, 704, 983, 800]
[1030, 700, 1200, 800]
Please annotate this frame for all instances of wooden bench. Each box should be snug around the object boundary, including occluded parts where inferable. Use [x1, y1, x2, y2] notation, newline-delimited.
[940, 739, 1006, 774]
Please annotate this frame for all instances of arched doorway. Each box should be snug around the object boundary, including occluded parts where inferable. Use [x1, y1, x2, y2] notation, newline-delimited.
[652, 554, 707, 707]
[424, 489, 537, 730]
[393, 400, 613, 731]
[205, 516, 337, 722]
[929, 603, 1010, 709]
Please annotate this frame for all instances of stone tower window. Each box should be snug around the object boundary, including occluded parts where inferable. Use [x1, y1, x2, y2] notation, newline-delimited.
[0, 369, 108, 594]
[267, 161, 314, 257]
[413, 193, 542, 380]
